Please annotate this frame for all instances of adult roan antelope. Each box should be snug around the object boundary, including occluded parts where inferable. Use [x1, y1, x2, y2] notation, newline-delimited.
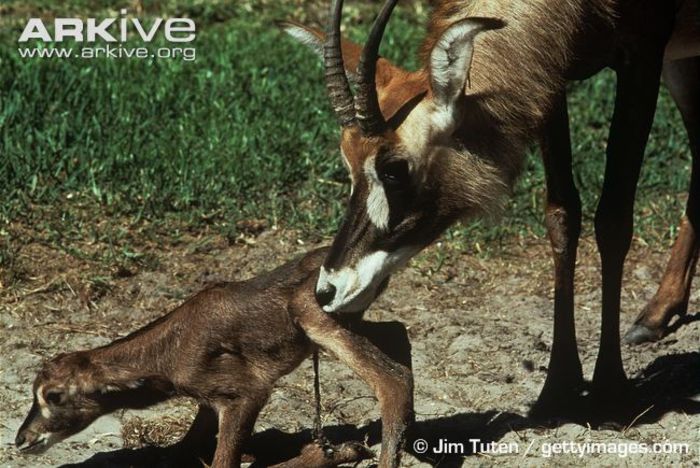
[281, 0, 699, 417]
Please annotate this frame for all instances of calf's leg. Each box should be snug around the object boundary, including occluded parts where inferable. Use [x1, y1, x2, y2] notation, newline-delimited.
[291, 279, 414, 468]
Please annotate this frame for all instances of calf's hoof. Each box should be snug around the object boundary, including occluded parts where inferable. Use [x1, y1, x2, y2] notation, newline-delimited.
[322, 441, 375, 465]
[271, 440, 374, 467]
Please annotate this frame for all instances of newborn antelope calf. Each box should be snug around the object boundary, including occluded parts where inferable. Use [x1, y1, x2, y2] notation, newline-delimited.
[15, 247, 413, 468]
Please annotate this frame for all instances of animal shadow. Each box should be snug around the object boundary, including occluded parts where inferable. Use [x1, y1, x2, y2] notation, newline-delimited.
[665, 312, 700, 337]
[625, 351, 700, 422]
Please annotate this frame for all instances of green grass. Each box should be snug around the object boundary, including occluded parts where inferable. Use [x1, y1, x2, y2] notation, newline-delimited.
[0, 0, 692, 260]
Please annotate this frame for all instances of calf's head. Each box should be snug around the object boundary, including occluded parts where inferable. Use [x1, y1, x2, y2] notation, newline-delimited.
[16, 353, 108, 454]
[282, 0, 505, 312]
[16, 352, 171, 454]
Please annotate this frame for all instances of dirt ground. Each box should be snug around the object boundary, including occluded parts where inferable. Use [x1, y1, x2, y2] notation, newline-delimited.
[0, 226, 698, 467]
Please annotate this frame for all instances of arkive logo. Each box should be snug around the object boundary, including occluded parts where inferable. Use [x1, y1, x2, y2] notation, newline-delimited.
[18, 9, 195, 43]
[17, 9, 196, 61]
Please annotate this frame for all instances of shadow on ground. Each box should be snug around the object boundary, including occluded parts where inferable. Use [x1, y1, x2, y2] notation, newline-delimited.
[60, 352, 700, 467]
[665, 312, 700, 337]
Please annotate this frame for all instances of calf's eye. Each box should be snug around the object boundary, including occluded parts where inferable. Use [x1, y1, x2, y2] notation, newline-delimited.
[45, 389, 65, 406]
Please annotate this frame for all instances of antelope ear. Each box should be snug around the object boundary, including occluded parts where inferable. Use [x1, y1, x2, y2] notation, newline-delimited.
[95, 378, 144, 395]
[277, 20, 401, 87]
[277, 20, 325, 58]
[429, 17, 505, 108]
[101, 376, 174, 394]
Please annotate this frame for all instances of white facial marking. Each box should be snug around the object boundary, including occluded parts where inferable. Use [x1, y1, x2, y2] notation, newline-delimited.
[36, 432, 62, 453]
[364, 158, 390, 230]
[36, 385, 52, 418]
[36, 385, 45, 404]
[318, 246, 419, 313]
[39, 433, 53, 447]
[17, 431, 62, 454]
[354, 250, 390, 285]
[341, 148, 355, 194]
[317, 266, 331, 291]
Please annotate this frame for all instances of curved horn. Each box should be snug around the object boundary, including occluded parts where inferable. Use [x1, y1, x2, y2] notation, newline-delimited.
[324, 0, 356, 127]
[355, 0, 399, 135]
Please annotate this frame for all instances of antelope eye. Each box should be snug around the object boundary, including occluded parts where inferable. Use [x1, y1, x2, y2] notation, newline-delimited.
[45, 389, 65, 406]
[379, 160, 409, 186]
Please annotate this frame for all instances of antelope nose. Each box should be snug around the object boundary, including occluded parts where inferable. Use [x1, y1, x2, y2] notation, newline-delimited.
[315, 284, 336, 307]
[15, 433, 26, 448]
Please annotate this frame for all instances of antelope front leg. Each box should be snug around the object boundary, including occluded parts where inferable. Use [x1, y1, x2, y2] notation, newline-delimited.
[626, 57, 700, 344]
[211, 396, 266, 468]
[291, 280, 414, 468]
[592, 51, 664, 407]
[531, 92, 585, 419]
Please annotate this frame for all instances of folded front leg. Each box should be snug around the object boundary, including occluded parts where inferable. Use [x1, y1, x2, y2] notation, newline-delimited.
[290, 277, 414, 468]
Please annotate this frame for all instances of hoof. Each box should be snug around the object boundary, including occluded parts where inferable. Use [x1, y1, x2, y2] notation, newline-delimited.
[529, 378, 589, 423]
[587, 374, 638, 426]
[624, 322, 663, 345]
[529, 392, 588, 423]
[330, 441, 375, 464]
[271, 440, 374, 468]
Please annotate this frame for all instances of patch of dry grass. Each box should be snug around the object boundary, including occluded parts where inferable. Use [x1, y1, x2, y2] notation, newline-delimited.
[121, 407, 195, 449]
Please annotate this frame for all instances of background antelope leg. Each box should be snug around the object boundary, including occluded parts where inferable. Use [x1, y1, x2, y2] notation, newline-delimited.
[592, 53, 664, 400]
[627, 57, 700, 344]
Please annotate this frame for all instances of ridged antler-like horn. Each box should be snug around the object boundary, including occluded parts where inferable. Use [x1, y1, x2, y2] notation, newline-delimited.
[324, 0, 356, 127]
[355, 0, 399, 135]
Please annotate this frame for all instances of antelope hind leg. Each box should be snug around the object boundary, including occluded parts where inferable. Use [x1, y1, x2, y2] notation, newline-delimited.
[626, 57, 700, 344]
